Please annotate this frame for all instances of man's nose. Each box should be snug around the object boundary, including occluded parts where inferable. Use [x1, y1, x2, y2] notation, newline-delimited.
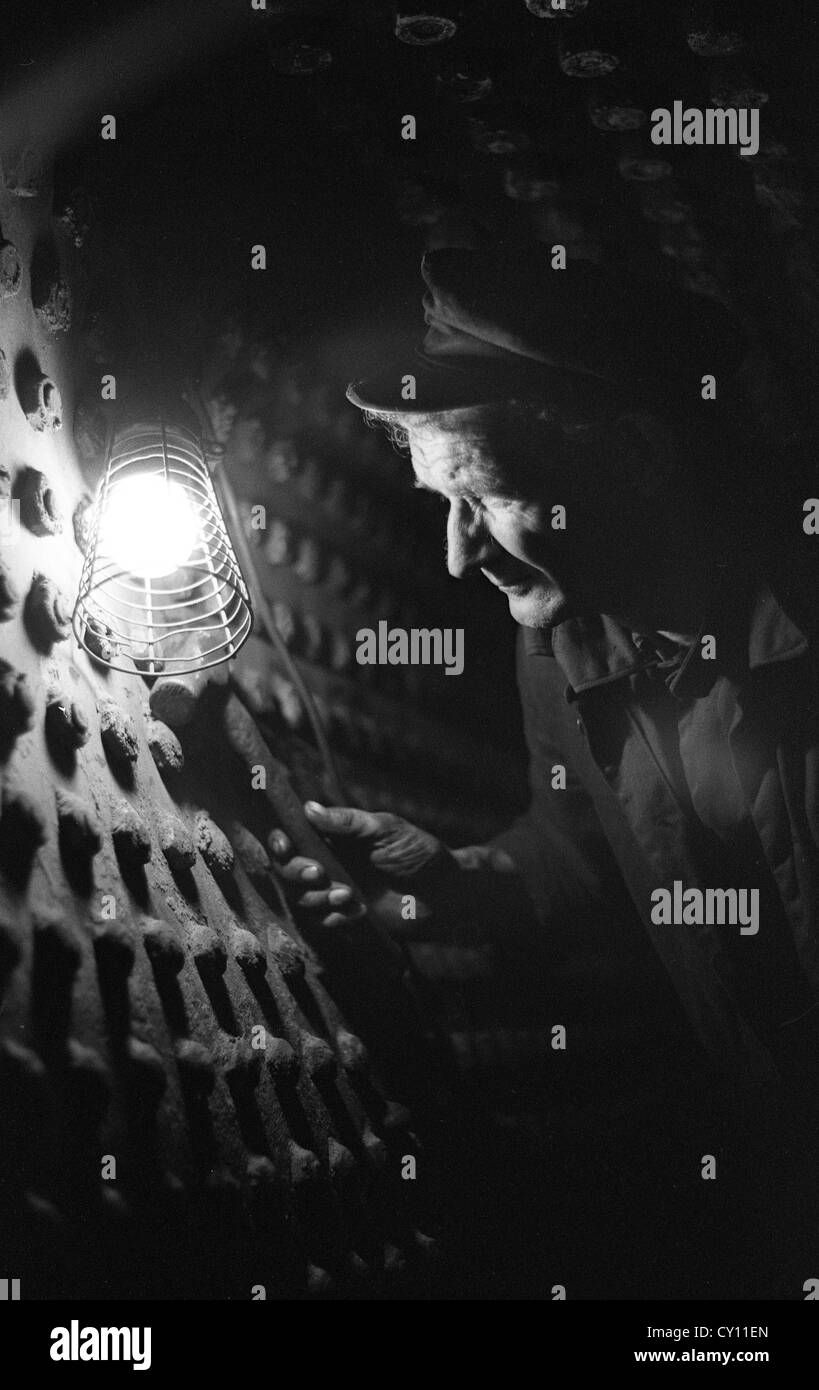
[446, 499, 494, 579]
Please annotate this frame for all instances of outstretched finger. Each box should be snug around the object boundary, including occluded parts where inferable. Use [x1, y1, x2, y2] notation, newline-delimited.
[275, 855, 329, 886]
[304, 802, 385, 840]
[298, 884, 355, 912]
[268, 830, 292, 859]
[322, 903, 368, 929]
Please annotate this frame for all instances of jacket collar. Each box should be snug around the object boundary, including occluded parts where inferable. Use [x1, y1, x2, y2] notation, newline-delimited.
[523, 582, 808, 700]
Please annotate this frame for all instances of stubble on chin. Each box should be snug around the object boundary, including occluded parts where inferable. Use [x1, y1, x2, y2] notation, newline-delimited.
[506, 589, 571, 629]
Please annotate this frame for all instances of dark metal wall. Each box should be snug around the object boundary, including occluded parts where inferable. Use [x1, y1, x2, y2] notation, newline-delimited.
[3, 0, 819, 1301]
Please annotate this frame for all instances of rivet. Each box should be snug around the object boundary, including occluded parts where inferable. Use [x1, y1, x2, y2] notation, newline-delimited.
[215, 1035, 261, 1084]
[148, 676, 200, 729]
[293, 535, 323, 585]
[123, 1036, 167, 1104]
[46, 691, 91, 752]
[587, 90, 647, 134]
[93, 919, 136, 976]
[195, 811, 235, 878]
[289, 1141, 321, 1188]
[33, 910, 82, 977]
[526, 0, 587, 12]
[56, 196, 91, 249]
[503, 166, 560, 201]
[0, 662, 36, 741]
[470, 124, 531, 157]
[231, 925, 266, 975]
[412, 1229, 440, 1259]
[394, 15, 457, 46]
[65, 1039, 111, 1124]
[145, 717, 184, 774]
[73, 402, 107, 468]
[300, 1032, 336, 1083]
[362, 1126, 388, 1171]
[709, 62, 769, 111]
[18, 467, 63, 536]
[306, 1263, 334, 1296]
[336, 1030, 369, 1074]
[174, 1038, 215, 1096]
[99, 1185, 129, 1225]
[269, 926, 305, 984]
[687, 27, 743, 58]
[558, 25, 619, 78]
[33, 277, 72, 334]
[23, 1190, 63, 1231]
[269, 42, 333, 74]
[111, 801, 152, 867]
[436, 55, 493, 103]
[157, 812, 196, 873]
[190, 923, 228, 976]
[141, 917, 185, 973]
[328, 1137, 356, 1183]
[384, 1243, 408, 1277]
[72, 496, 94, 554]
[20, 372, 62, 432]
[1, 141, 51, 197]
[24, 573, 72, 650]
[0, 239, 23, 297]
[82, 617, 114, 665]
[0, 1037, 47, 1086]
[56, 787, 101, 859]
[245, 1154, 276, 1190]
[265, 520, 295, 568]
[264, 1035, 299, 1083]
[383, 1099, 413, 1134]
[0, 787, 47, 875]
[230, 821, 270, 885]
[99, 700, 139, 767]
[618, 150, 673, 183]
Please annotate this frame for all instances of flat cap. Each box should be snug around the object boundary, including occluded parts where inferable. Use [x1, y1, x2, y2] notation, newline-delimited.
[346, 247, 746, 420]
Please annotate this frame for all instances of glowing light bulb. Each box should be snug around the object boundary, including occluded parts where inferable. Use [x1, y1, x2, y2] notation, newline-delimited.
[98, 474, 199, 578]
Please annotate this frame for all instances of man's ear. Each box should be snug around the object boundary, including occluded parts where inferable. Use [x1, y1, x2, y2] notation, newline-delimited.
[612, 412, 676, 498]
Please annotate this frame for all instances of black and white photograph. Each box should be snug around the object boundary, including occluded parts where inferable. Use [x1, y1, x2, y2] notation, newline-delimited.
[1, 0, 818, 1351]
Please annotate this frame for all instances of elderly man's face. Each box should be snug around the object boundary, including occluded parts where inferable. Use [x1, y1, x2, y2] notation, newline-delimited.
[405, 407, 633, 629]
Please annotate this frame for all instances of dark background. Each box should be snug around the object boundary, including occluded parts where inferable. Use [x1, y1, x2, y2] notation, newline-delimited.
[2, 0, 819, 1301]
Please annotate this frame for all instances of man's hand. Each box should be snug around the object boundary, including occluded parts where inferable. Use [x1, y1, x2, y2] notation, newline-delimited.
[269, 802, 456, 930]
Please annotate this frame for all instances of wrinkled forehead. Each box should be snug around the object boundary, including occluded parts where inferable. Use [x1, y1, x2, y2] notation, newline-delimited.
[404, 410, 511, 493]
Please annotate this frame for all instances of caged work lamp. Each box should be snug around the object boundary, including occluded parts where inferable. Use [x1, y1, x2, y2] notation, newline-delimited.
[73, 418, 253, 675]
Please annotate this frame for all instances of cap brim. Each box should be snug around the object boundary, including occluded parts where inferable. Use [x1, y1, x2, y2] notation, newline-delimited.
[346, 358, 544, 415]
[346, 352, 623, 421]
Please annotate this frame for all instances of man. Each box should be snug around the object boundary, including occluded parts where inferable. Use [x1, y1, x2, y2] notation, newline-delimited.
[271, 247, 819, 1099]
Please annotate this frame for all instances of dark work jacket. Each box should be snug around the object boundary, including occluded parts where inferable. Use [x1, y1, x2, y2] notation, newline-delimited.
[490, 579, 819, 1086]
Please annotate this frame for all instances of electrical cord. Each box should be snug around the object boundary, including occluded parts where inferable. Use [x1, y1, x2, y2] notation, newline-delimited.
[188, 385, 347, 805]
[189, 385, 461, 1073]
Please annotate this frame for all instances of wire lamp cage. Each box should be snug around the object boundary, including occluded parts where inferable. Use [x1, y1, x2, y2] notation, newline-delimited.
[73, 418, 253, 675]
